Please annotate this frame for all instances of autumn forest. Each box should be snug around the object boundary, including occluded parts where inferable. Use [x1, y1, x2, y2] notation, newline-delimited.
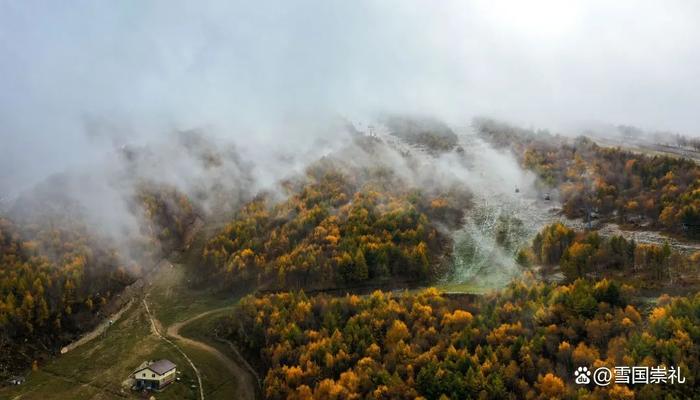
[2, 119, 700, 399]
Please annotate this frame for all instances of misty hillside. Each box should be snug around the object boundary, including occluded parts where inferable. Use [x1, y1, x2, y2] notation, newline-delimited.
[2, 117, 700, 400]
[3, 1, 700, 399]
[384, 116, 460, 153]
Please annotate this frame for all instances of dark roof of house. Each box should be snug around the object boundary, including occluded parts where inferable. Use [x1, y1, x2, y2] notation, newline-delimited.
[146, 359, 176, 375]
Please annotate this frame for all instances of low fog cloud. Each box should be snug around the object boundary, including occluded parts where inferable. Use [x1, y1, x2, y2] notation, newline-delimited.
[2, 0, 700, 196]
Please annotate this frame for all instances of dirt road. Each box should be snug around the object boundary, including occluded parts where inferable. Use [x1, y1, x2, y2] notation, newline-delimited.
[60, 298, 135, 354]
[143, 297, 205, 400]
[167, 308, 258, 400]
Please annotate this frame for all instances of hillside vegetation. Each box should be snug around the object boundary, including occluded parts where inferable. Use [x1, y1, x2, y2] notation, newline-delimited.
[220, 279, 698, 399]
[202, 160, 468, 291]
[527, 223, 700, 288]
[476, 119, 700, 237]
[385, 116, 459, 153]
[0, 216, 132, 376]
[0, 183, 200, 379]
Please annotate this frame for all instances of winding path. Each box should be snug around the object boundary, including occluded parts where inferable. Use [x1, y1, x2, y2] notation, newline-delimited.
[142, 297, 205, 400]
[167, 307, 258, 400]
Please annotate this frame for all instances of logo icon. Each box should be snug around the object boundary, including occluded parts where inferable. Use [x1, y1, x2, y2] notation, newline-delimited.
[574, 366, 591, 384]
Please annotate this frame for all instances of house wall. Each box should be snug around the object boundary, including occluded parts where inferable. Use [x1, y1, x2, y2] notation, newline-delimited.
[135, 368, 160, 381]
[134, 367, 176, 388]
[158, 368, 176, 386]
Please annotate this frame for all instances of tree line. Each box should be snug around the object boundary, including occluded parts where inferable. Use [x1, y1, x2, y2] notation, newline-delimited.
[526, 223, 699, 287]
[0, 216, 131, 376]
[220, 278, 698, 399]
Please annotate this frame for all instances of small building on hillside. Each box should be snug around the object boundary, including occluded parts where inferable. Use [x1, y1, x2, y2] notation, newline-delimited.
[133, 359, 176, 391]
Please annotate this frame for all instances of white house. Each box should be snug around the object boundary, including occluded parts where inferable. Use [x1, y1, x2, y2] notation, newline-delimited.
[133, 359, 176, 391]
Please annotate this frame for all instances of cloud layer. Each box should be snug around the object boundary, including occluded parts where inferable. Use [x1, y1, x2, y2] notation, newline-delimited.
[2, 0, 700, 193]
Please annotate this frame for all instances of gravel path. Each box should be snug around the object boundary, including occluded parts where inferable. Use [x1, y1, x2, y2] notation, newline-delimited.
[166, 308, 258, 400]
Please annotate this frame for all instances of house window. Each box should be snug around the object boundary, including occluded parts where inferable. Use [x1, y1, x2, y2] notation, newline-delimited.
[142, 373, 146, 377]
[152, 373, 155, 378]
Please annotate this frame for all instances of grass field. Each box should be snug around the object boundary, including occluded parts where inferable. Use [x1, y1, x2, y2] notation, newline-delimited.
[176, 308, 262, 400]
[435, 281, 494, 294]
[0, 264, 244, 400]
[0, 255, 493, 400]
[147, 263, 239, 327]
[0, 303, 197, 400]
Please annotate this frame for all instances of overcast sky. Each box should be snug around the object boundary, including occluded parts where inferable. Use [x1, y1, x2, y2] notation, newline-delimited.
[2, 0, 700, 194]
